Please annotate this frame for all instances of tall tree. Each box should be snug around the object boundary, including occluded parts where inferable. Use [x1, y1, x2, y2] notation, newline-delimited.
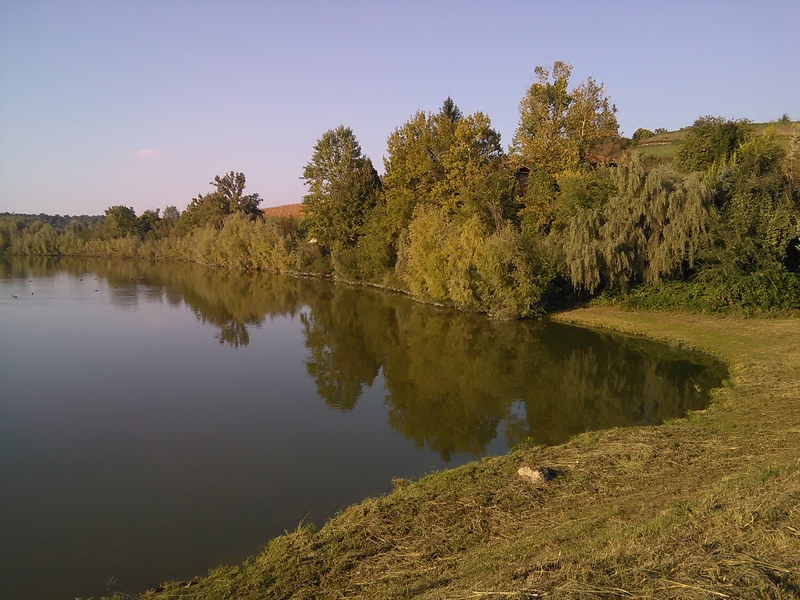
[138, 208, 161, 238]
[511, 61, 619, 175]
[212, 171, 262, 216]
[104, 205, 139, 238]
[381, 98, 510, 243]
[511, 62, 619, 236]
[179, 172, 261, 231]
[301, 126, 381, 250]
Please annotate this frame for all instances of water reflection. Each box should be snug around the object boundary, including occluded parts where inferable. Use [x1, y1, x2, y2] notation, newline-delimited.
[3, 257, 725, 458]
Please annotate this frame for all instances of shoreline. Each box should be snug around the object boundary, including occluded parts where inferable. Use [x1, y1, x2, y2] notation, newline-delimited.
[114, 306, 799, 599]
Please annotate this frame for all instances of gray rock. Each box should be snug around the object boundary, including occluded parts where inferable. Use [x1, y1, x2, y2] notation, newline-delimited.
[517, 465, 558, 486]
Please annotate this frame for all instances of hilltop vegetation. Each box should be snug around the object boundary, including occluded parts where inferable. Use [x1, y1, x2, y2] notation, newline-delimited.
[632, 116, 798, 163]
[3, 62, 799, 316]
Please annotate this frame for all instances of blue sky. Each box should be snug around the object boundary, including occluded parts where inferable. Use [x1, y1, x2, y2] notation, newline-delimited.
[1, 1, 798, 216]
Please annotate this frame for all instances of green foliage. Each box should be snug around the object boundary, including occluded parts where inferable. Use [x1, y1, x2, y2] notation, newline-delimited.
[612, 137, 800, 313]
[381, 99, 511, 246]
[138, 208, 161, 239]
[783, 126, 800, 185]
[157, 206, 180, 238]
[732, 126, 785, 178]
[632, 128, 655, 143]
[558, 155, 712, 293]
[301, 126, 381, 251]
[674, 116, 751, 172]
[0, 216, 66, 256]
[511, 61, 619, 175]
[104, 205, 139, 238]
[213, 171, 262, 216]
[400, 206, 552, 317]
[353, 204, 396, 283]
[622, 266, 800, 314]
[180, 191, 229, 231]
[4, 77, 799, 318]
[710, 127, 799, 267]
[608, 161, 711, 286]
[511, 62, 619, 238]
[552, 167, 617, 229]
[178, 172, 261, 232]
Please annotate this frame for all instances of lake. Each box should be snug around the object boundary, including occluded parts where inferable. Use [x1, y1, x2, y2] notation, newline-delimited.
[0, 258, 725, 599]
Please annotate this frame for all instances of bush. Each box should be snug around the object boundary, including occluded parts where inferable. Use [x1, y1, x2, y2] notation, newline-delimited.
[674, 116, 750, 172]
[623, 262, 800, 314]
[632, 128, 655, 143]
[401, 205, 553, 317]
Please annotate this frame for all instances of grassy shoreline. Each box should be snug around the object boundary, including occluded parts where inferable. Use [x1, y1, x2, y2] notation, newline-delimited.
[113, 308, 799, 599]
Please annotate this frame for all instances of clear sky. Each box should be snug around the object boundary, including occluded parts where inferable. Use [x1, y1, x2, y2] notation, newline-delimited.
[1, 1, 798, 216]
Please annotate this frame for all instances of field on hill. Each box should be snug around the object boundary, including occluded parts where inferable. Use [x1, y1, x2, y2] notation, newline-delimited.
[262, 203, 303, 219]
[634, 120, 798, 161]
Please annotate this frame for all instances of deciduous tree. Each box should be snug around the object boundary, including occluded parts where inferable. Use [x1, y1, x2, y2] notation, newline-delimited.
[104, 205, 139, 238]
[674, 116, 750, 172]
[381, 98, 511, 244]
[511, 61, 619, 175]
[301, 126, 381, 251]
[179, 172, 261, 231]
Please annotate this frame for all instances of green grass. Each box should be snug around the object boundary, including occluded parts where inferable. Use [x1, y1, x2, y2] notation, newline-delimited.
[633, 121, 799, 162]
[102, 308, 800, 599]
[634, 129, 688, 160]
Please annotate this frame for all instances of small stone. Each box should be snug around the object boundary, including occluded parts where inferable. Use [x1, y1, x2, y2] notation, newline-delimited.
[517, 466, 558, 486]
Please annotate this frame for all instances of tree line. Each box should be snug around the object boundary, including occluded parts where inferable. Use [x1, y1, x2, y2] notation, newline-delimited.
[2, 61, 799, 315]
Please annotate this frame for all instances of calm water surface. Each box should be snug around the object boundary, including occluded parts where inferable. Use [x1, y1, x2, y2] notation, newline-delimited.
[0, 258, 725, 599]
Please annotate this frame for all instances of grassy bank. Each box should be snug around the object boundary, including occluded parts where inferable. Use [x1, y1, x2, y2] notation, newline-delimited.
[107, 308, 800, 599]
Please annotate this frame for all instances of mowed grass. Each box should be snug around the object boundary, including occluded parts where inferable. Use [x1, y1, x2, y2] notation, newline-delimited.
[115, 308, 800, 599]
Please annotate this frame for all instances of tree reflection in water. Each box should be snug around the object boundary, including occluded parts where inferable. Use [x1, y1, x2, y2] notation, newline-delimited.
[7, 257, 725, 461]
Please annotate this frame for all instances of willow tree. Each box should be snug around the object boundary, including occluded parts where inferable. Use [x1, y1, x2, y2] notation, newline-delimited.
[561, 155, 712, 292]
[631, 168, 710, 285]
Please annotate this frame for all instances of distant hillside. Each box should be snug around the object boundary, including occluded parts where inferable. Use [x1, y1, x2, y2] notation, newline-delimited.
[262, 203, 303, 219]
[633, 120, 798, 161]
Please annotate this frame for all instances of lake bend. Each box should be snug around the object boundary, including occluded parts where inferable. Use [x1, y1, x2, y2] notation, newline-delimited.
[0, 258, 725, 599]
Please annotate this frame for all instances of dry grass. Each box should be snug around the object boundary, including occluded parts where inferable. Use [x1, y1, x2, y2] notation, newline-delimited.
[119, 308, 800, 599]
[262, 203, 303, 220]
